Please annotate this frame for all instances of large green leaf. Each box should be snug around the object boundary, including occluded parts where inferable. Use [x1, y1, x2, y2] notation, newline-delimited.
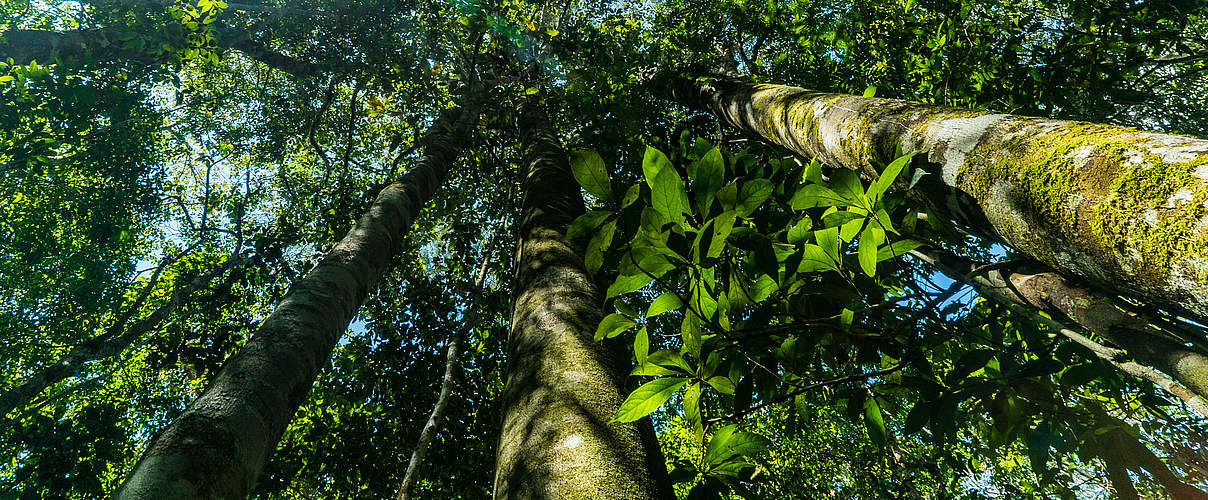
[703, 425, 771, 466]
[584, 219, 617, 274]
[567, 210, 611, 240]
[651, 167, 691, 226]
[857, 225, 884, 277]
[867, 151, 917, 204]
[570, 150, 612, 200]
[594, 313, 636, 341]
[736, 179, 772, 217]
[613, 377, 689, 423]
[642, 145, 673, 188]
[864, 395, 888, 447]
[692, 147, 725, 213]
[790, 184, 846, 209]
[646, 292, 683, 317]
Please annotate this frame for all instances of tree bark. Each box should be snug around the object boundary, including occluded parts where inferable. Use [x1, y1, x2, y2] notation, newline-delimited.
[113, 106, 475, 499]
[0, 24, 321, 77]
[910, 245, 1208, 413]
[493, 96, 669, 499]
[657, 75, 1208, 321]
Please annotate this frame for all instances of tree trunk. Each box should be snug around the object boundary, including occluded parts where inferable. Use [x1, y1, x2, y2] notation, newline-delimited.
[493, 96, 669, 499]
[113, 106, 474, 499]
[0, 25, 321, 77]
[657, 75, 1208, 321]
[911, 245, 1208, 415]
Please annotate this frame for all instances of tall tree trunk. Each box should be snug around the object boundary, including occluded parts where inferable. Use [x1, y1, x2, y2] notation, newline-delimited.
[114, 106, 475, 499]
[657, 75, 1208, 321]
[493, 96, 669, 499]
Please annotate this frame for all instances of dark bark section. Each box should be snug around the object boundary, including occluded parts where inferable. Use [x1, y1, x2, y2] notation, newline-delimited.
[912, 245, 1208, 408]
[0, 252, 247, 417]
[114, 107, 473, 499]
[0, 24, 320, 77]
[655, 74, 1208, 322]
[493, 97, 669, 499]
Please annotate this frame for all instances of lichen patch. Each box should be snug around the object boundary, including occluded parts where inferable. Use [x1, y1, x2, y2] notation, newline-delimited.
[928, 113, 1009, 185]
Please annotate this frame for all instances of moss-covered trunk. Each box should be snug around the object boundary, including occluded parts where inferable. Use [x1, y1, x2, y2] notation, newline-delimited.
[114, 107, 473, 499]
[493, 98, 668, 499]
[660, 76, 1208, 320]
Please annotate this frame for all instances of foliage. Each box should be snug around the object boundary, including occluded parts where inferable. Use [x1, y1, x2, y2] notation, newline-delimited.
[2, 0, 1208, 498]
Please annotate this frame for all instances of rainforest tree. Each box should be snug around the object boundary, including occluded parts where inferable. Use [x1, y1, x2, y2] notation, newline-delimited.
[3, 0, 1208, 498]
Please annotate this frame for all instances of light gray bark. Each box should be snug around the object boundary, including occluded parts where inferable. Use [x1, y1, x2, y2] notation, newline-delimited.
[659, 76, 1208, 321]
[493, 97, 669, 499]
[114, 107, 475, 499]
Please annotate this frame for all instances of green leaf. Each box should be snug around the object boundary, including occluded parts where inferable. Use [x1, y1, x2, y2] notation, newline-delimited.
[607, 272, 655, 298]
[585, 219, 617, 274]
[904, 400, 931, 434]
[864, 395, 888, 447]
[692, 147, 725, 213]
[876, 239, 923, 261]
[863, 85, 878, 97]
[651, 167, 691, 226]
[821, 210, 864, 228]
[613, 377, 689, 423]
[790, 184, 845, 209]
[705, 210, 737, 259]
[642, 146, 673, 188]
[524, 87, 539, 95]
[949, 349, 996, 382]
[803, 159, 824, 184]
[567, 210, 611, 240]
[736, 179, 773, 217]
[814, 226, 840, 265]
[634, 326, 649, 365]
[647, 292, 683, 318]
[620, 183, 641, 208]
[684, 382, 703, 444]
[706, 376, 736, 395]
[867, 151, 916, 203]
[703, 425, 771, 465]
[595, 313, 637, 341]
[647, 349, 694, 374]
[786, 217, 813, 244]
[828, 170, 865, 205]
[569, 150, 612, 200]
[857, 225, 884, 277]
[797, 244, 838, 273]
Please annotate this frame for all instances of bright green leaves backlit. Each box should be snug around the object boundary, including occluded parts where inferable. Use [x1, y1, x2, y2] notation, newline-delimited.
[570, 150, 612, 200]
[568, 137, 925, 495]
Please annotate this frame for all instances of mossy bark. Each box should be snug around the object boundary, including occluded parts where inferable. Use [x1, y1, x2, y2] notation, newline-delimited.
[660, 76, 1208, 320]
[493, 98, 668, 499]
[114, 107, 472, 499]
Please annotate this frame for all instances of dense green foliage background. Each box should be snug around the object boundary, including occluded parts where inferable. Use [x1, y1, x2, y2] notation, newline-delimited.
[3, 0, 1208, 498]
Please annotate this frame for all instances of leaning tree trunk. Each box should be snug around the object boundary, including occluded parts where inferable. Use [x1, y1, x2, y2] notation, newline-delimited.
[911, 245, 1208, 415]
[493, 96, 669, 499]
[114, 106, 475, 499]
[657, 75, 1208, 321]
[0, 25, 320, 77]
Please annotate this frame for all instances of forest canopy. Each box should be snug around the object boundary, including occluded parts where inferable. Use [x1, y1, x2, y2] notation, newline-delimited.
[3, 0, 1208, 498]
